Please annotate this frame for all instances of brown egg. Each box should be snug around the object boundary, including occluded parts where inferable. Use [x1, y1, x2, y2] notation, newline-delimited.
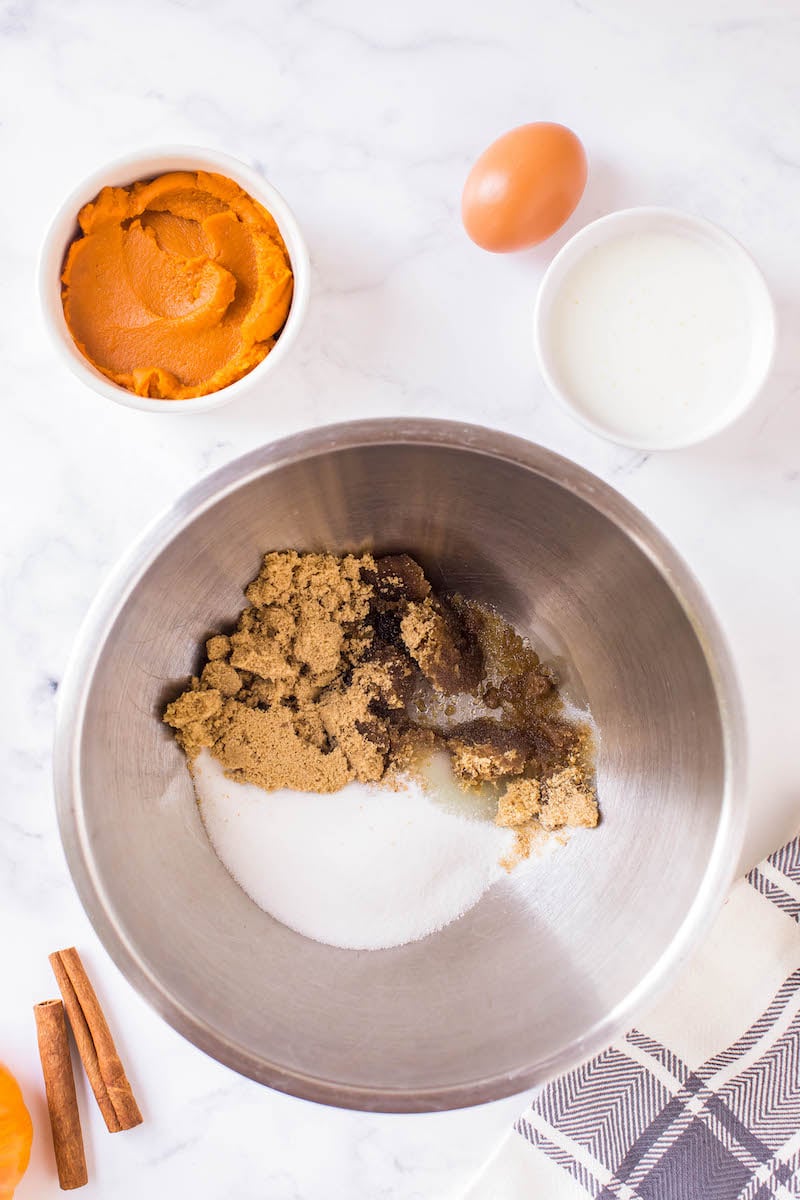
[462, 122, 587, 252]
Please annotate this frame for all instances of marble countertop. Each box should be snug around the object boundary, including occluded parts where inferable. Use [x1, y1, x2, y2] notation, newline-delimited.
[2, 1, 798, 1196]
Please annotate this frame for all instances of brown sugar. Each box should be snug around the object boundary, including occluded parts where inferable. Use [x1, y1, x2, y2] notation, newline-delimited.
[400, 597, 483, 694]
[164, 551, 598, 862]
[495, 778, 542, 827]
[496, 765, 598, 871]
[499, 823, 543, 873]
[538, 765, 599, 831]
[447, 719, 529, 785]
[164, 552, 400, 792]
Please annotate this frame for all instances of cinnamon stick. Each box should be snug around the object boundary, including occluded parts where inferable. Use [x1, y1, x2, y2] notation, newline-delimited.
[49, 947, 142, 1132]
[34, 999, 88, 1190]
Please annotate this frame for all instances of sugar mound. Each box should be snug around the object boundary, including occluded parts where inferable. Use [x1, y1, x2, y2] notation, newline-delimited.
[194, 750, 514, 951]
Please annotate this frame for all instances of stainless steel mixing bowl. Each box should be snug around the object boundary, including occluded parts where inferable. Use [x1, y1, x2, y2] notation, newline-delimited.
[54, 419, 745, 1112]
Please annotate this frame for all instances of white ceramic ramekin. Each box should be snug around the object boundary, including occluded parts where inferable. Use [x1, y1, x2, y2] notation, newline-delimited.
[39, 145, 310, 414]
[533, 207, 776, 450]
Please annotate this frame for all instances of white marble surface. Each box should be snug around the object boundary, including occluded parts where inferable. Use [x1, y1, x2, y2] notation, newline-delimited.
[2, 1, 799, 1196]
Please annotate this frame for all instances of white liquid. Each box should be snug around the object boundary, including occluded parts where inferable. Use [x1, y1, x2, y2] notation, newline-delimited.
[194, 750, 514, 951]
[547, 229, 755, 444]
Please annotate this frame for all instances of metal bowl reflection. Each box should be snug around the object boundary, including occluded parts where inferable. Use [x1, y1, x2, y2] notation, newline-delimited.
[54, 419, 744, 1112]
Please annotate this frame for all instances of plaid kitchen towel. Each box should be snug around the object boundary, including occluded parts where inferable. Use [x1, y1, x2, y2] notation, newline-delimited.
[465, 836, 800, 1200]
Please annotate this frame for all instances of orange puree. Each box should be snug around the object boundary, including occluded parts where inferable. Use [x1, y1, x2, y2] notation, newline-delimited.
[61, 171, 294, 400]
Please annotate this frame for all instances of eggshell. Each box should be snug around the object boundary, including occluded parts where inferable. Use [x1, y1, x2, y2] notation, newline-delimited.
[462, 122, 587, 252]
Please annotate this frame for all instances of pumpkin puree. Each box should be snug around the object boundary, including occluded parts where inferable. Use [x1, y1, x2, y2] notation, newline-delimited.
[61, 171, 293, 400]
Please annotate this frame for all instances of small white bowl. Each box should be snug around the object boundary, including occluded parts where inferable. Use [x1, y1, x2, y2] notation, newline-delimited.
[533, 207, 776, 450]
[39, 145, 310, 414]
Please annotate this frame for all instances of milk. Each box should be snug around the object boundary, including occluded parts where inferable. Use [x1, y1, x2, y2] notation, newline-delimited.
[547, 229, 755, 445]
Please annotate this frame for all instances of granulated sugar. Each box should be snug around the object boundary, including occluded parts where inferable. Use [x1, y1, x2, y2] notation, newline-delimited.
[193, 749, 515, 950]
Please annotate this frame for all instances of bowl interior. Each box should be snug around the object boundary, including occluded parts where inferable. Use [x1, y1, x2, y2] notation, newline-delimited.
[61, 436, 734, 1109]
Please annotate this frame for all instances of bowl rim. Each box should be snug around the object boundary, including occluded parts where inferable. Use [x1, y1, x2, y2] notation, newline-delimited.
[38, 144, 311, 415]
[53, 417, 747, 1111]
[533, 205, 777, 451]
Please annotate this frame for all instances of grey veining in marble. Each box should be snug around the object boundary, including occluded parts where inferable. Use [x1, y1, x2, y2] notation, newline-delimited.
[1, 0, 799, 1196]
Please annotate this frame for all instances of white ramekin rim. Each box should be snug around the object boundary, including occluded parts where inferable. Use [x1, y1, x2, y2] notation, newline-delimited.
[39, 144, 311, 415]
[533, 206, 777, 451]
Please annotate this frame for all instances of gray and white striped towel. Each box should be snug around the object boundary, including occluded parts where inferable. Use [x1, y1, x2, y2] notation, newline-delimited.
[466, 836, 800, 1200]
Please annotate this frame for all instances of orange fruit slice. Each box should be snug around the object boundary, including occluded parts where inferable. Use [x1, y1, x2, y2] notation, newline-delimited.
[0, 1065, 32, 1200]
